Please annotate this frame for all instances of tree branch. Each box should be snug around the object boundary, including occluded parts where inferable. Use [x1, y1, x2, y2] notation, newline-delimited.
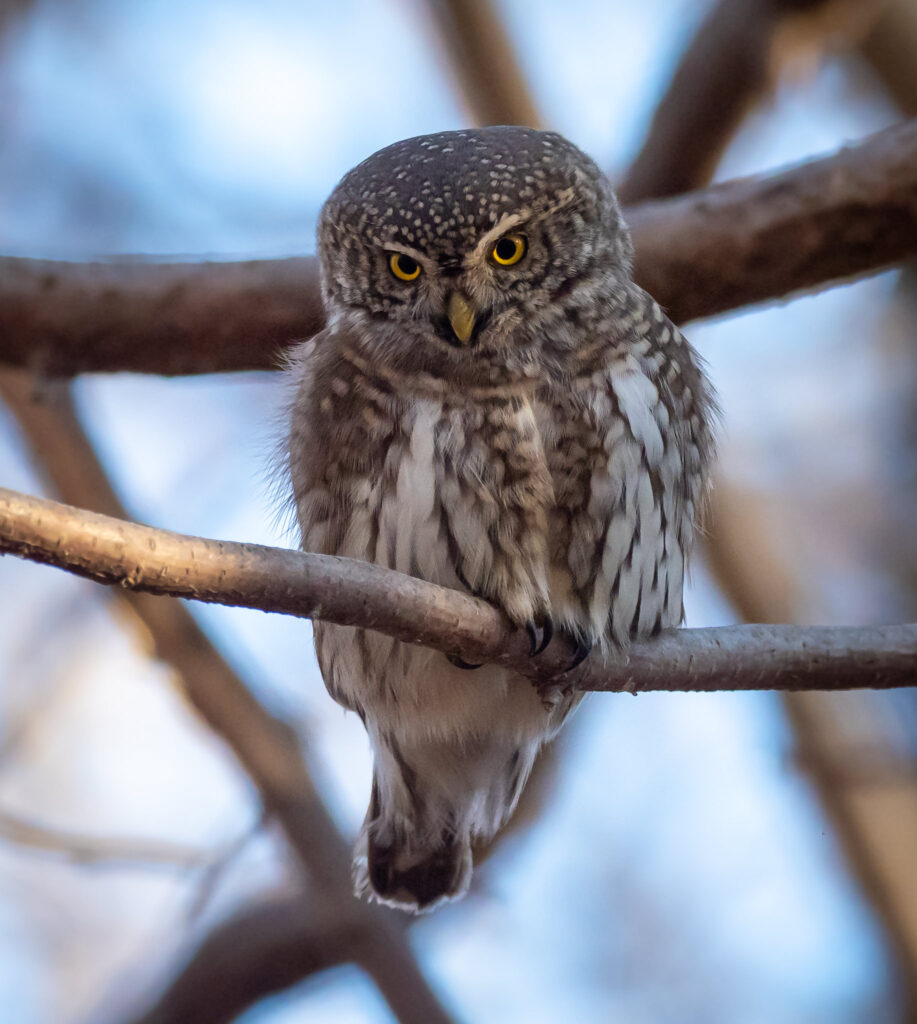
[1, 121, 915, 376]
[1, 486, 913, 692]
[420, 0, 541, 128]
[628, 117, 917, 323]
[128, 895, 358, 1024]
[618, 0, 885, 202]
[0, 805, 234, 871]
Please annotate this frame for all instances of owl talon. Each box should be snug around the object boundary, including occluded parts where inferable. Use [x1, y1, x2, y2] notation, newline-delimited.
[563, 636, 593, 673]
[531, 622, 593, 673]
[532, 615, 553, 656]
[447, 653, 483, 671]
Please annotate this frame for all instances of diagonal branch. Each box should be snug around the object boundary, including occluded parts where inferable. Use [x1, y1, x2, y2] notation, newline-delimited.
[420, 0, 541, 128]
[1, 121, 916, 377]
[1, 486, 914, 693]
[0, 805, 234, 871]
[618, 0, 886, 202]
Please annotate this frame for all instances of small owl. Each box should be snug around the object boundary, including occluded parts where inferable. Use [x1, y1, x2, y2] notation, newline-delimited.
[288, 127, 715, 912]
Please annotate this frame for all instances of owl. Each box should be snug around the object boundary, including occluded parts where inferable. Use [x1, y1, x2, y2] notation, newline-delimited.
[287, 127, 715, 912]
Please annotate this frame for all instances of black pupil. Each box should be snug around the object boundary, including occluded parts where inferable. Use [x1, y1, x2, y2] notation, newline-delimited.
[495, 237, 518, 261]
[397, 255, 418, 275]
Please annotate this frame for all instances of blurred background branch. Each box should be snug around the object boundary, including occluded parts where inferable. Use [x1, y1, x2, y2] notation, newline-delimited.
[618, 0, 888, 202]
[126, 893, 361, 1024]
[420, 0, 541, 128]
[0, 805, 234, 872]
[1, 120, 916, 376]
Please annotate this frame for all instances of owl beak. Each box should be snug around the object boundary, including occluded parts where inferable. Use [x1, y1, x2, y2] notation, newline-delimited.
[446, 291, 476, 345]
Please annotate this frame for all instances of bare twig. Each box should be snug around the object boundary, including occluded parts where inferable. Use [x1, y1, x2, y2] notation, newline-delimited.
[1, 122, 916, 377]
[1, 486, 913, 693]
[0, 806, 229, 871]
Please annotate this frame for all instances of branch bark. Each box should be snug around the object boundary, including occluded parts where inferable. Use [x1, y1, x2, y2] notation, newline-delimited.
[1, 121, 916, 377]
[627, 118, 917, 323]
[1, 486, 913, 693]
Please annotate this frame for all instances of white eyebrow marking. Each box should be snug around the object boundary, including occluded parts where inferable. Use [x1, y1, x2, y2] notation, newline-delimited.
[382, 242, 435, 273]
[471, 212, 528, 261]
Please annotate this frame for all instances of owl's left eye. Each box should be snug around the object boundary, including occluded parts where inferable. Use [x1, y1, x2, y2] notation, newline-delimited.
[491, 233, 526, 266]
[389, 252, 422, 281]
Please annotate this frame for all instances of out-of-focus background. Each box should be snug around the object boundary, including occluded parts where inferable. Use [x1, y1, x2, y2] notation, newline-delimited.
[1, 1, 916, 1021]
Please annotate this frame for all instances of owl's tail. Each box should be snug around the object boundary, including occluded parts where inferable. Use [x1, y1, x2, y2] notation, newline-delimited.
[353, 736, 536, 912]
[358, 786, 472, 912]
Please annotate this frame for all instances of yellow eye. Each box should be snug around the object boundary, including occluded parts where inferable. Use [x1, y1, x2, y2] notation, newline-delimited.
[491, 233, 526, 266]
[389, 252, 422, 281]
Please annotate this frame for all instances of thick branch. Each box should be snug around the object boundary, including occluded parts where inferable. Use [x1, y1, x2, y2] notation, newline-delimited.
[0, 256, 322, 377]
[1, 122, 916, 376]
[1, 487, 913, 692]
[628, 118, 917, 323]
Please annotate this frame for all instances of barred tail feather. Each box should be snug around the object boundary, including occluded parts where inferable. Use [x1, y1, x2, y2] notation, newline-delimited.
[354, 736, 541, 912]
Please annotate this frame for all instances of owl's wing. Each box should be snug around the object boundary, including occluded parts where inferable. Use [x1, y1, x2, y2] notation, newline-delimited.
[539, 282, 715, 649]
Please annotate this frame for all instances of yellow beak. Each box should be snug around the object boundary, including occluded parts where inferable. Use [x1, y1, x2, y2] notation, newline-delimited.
[447, 291, 476, 345]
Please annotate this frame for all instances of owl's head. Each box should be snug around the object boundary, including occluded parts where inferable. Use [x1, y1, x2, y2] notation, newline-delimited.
[317, 127, 631, 385]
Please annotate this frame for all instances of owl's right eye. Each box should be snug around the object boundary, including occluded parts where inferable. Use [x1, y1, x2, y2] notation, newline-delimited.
[388, 253, 422, 282]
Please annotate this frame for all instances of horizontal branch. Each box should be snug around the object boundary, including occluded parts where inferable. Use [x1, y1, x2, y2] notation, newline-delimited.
[627, 117, 917, 323]
[0, 805, 229, 871]
[1, 121, 915, 376]
[1, 487, 914, 692]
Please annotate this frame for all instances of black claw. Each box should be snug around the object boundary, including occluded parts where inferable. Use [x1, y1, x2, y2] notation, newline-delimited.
[533, 615, 554, 656]
[447, 653, 483, 671]
[564, 637, 593, 673]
